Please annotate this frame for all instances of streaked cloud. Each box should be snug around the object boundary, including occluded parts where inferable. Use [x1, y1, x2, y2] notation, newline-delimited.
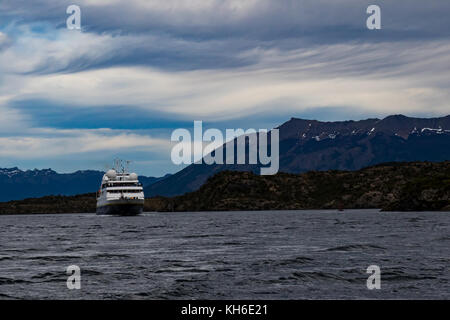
[3, 41, 449, 120]
[0, 0, 449, 174]
[0, 125, 169, 155]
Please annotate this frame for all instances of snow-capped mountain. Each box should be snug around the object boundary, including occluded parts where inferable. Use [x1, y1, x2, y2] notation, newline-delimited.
[145, 114, 450, 197]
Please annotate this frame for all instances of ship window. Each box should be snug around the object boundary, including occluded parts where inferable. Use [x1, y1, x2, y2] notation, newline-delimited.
[109, 182, 140, 187]
[107, 189, 142, 193]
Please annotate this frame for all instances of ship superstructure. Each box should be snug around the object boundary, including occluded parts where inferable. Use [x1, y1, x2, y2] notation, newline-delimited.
[96, 160, 144, 216]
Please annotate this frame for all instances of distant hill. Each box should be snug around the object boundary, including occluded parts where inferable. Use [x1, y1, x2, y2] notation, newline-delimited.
[0, 193, 97, 214]
[2, 161, 447, 214]
[0, 168, 169, 202]
[145, 114, 450, 197]
[145, 161, 450, 212]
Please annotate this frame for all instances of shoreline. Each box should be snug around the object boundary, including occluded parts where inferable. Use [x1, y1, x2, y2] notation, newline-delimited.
[1, 208, 450, 216]
[0, 203, 450, 217]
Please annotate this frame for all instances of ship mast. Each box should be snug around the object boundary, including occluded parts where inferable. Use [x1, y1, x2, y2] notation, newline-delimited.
[112, 158, 132, 175]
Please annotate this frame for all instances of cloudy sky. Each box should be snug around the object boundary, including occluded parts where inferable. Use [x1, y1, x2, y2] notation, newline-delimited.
[0, 0, 449, 176]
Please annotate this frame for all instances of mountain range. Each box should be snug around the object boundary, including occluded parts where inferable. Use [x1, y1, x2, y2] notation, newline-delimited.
[0, 168, 168, 202]
[145, 114, 450, 197]
[2, 161, 448, 214]
[1, 114, 449, 202]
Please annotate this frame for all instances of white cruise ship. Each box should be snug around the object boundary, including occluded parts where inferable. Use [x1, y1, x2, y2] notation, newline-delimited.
[96, 164, 145, 216]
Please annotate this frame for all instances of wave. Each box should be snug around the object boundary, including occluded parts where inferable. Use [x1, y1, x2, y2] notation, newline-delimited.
[0, 293, 19, 299]
[28, 255, 81, 262]
[0, 256, 12, 262]
[182, 234, 225, 239]
[250, 256, 314, 268]
[0, 277, 32, 285]
[92, 253, 130, 259]
[324, 244, 386, 252]
[290, 271, 361, 283]
[382, 270, 438, 281]
[435, 236, 450, 241]
[81, 269, 104, 276]
[154, 268, 210, 274]
[277, 256, 314, 266]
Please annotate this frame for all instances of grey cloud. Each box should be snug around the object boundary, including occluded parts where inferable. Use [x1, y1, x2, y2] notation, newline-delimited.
[0, 32, 12, 51]
[2, 0, 450, 41]
[1, 0, 450, 75]
[18, 33, 265, 75]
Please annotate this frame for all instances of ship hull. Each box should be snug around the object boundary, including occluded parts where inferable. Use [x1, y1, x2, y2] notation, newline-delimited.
[96, 201, 144, 216]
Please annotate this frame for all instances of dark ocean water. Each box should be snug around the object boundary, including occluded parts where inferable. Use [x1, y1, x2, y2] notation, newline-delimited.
[0, 210, 448, 300]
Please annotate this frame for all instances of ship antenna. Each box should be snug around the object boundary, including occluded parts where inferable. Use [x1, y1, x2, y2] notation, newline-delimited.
[113, 158, 118, 172]
[125, 160, 131, 173]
